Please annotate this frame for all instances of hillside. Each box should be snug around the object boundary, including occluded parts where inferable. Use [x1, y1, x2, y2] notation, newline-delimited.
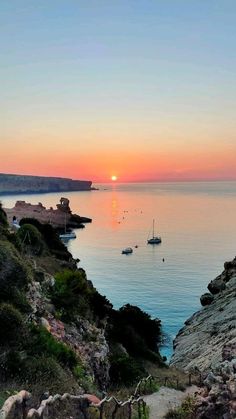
[0, 201, 164, 415]
[0, 173, 93, 194]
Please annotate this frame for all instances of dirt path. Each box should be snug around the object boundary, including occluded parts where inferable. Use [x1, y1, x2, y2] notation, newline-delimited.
[143, 385, 199, 419]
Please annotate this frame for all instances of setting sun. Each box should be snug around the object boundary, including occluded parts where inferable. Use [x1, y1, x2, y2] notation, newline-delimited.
[111, 175, 117, 181]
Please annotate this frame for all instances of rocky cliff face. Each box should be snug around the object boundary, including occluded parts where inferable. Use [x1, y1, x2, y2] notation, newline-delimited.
[171, 257, 236, 372]
[27, 273, 110, 388]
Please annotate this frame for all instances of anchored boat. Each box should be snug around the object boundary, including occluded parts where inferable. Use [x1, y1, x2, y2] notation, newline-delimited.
[147, 219, 162, 244]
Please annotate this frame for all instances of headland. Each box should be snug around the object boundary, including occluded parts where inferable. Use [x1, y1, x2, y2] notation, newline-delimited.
[0, 173, 93, 195]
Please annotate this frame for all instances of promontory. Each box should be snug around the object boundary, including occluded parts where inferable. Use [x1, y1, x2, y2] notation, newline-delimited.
[0, 173, 93, 194]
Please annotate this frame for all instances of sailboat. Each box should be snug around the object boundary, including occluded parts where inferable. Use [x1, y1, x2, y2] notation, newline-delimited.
[59, 214, 76, 240]
[147, 219, 162, 244]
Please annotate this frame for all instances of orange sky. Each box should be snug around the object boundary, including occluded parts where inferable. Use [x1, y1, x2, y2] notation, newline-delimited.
[1, 1, 236, 183]
[1, 142, 236, 182]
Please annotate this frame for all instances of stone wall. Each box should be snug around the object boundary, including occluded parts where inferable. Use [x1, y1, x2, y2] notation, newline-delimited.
[0, 391, 100, 419]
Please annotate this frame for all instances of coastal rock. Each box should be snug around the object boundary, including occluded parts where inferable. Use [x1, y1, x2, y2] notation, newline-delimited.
[171, 258, 236, 372]
[4, 198, 91, 229]
[207, 276, 226, 294]
[200, 293, 214, 306]
[26, 274, 110, 389]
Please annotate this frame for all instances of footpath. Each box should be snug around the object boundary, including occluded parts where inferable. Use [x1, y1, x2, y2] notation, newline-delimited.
[143, 385, 199, 419]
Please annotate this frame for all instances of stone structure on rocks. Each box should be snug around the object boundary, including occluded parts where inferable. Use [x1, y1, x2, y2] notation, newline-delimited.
[4, 197, 91, 229]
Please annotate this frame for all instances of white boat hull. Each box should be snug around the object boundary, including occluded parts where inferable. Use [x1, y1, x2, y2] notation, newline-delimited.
[59, 232, 76, 240]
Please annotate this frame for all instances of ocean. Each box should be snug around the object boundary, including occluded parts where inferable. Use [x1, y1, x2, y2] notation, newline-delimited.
[2, 181, 236, 359]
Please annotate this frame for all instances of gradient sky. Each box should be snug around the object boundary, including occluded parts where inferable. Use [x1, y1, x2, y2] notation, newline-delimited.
[1, 0, 236, 182]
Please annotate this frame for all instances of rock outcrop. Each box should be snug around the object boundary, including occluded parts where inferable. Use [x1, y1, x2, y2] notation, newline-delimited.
[26, 271, 110, 390]
[4, 197, 91, 229]
[171, 257, 236, 372]
[193, 343, 236, 418]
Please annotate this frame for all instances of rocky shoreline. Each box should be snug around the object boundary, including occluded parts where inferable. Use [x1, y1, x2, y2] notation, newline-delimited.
[170, 257, 236, 418]
[4, 197, 91, 230]
[171, 257, 236, 372]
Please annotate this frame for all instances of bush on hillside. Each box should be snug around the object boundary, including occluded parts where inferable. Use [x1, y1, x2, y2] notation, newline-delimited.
[0, 202, 8, 227]
[108, 304, 162, 361]
[24, 355, 69, 384]
[89, 290, 113, 320]
[51, 269, 92, 320]
[0, 240, 31, 305]
[19, 218, 72, 260]
[0, 303, 25, 344]
[109, 354, 146, 386]
[28, 325, 77, 369]
[17, 224, 45, 255]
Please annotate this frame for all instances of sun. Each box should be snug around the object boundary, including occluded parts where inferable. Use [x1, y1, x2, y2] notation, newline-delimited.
[111, 175, 117, 181]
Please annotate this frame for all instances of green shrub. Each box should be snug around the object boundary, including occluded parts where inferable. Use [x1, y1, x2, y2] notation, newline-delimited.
[28, 325, 77, 369]
[0, 303, 24, 344]
[0, 203, 8, 227]
[19, 218, 72, 260]
[51, 269, 92, 319]
[89, 290, 113, 319]
[109, 354, 146, 386]
[17, 224, 45, 255]
[108, 304, 162, 361]
[2, 350, 25, 376]
[0, 240, 31, 304]
[165, 396, 196, 418]
[24, 356, 68, 384]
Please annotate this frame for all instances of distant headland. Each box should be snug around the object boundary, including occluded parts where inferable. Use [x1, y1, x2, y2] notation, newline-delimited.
[0, 173, 94, 195]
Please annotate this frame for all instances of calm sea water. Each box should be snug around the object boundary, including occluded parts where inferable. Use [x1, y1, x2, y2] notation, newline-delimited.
[2, 182, 236, 359]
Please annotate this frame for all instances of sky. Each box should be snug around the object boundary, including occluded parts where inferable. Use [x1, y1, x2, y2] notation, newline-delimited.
[1, 0, 236, 182]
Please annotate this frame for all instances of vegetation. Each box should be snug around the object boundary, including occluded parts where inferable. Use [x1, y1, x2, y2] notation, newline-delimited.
[17, 224, 45, 255]
[165, 396, 196, 419]
[51, 268, 93, 320]
[0, 215, 165, 402]
[0, 240, 32, 310]
[0, 202, 8, 227]
[0, 303, 25, 344]
[109, 354, 146, 386]
[19, 218, 72, 260]
[28, 325, 77, 368]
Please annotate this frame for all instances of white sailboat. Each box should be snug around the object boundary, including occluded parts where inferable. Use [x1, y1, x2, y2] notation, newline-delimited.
[59, 214, 76, 240]
[147, 219, 162, 244]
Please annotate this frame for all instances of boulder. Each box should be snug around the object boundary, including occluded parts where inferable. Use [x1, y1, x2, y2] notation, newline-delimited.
[200, 293, 214, 306]
[208, 277, 226, 295]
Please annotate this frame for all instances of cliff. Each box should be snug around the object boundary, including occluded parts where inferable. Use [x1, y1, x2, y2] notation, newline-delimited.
[0, 173, 93, 195]
[171, 257, 236, 372]
[0, 202, 163, 413]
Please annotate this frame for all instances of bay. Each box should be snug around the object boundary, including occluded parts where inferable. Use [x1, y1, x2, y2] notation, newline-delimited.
[2, 181, 236, 359]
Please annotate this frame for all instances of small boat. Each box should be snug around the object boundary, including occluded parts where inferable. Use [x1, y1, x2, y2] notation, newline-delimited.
[122, 247, 133, 254]
[59, 231, 76, 240]
[147, 219, 162, 244]
[59, 214, 76, 240]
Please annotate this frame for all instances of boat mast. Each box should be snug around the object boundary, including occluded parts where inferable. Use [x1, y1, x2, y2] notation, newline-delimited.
[152, 219, 155, 238]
